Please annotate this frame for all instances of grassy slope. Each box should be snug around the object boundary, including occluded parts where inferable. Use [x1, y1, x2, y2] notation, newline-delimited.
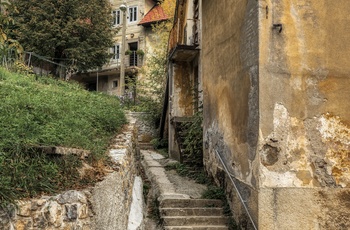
[0, 68, 127, 206]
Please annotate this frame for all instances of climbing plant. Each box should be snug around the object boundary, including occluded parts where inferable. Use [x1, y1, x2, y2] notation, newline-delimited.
[182, 107, 203, 166]
[127, 0, 176, 129]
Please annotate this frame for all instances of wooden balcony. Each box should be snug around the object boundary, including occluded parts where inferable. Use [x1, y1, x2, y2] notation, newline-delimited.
[168, 5, 199, 62]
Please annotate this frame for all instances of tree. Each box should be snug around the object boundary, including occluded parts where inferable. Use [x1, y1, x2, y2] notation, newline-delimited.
[0, 1, 23, 68]
[128, 0, 175, 128]
[10, 0, 115, 76]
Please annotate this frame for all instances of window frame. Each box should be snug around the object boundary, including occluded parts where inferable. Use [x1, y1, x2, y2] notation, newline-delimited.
[112, 9, 121, 26]
[112, 44, 120, 60]
[128, 6, 138, 23]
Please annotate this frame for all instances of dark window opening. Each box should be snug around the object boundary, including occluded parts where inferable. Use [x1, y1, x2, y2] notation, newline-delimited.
[87, 83, 96, 91]
[128, 42, 138, 66]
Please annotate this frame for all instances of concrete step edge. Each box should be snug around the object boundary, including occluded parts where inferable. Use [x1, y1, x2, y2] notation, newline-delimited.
[160, 199, 223, 208]
[162, 216, 229, 226]
[162, 216, 229, 219]
[160, 207, 223, 215]
[164, 226, 228, 230]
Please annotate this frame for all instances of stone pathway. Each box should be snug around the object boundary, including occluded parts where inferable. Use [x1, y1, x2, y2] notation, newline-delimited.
[141, 150, 230, 230]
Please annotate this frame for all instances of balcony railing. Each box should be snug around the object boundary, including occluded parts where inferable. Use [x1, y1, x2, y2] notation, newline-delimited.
[168, 17, 199, 53]
[169, 19, 182, 52]
[110, 51, 143, 68]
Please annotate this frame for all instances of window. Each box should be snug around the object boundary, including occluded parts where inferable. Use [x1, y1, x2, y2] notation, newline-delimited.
[112, 44, 120, 60]
[113, 80, 118, 88]
[112, 10, 121, 26]
[128, 6, 138, 23]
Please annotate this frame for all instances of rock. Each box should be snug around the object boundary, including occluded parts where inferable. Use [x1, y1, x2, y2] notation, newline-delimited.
[36, 199, 47, 207]
[16, 218, 33, 230]
[43, 201, 62, 227]
[17, 201, 31, 217]
[0, 214, 10, 230]
[78, 204, 89, 219]
[58, 190, 87, 204]
[33, 213, 47, 228]
[64, 204, 78, 222]
[82, 224, 92, 230]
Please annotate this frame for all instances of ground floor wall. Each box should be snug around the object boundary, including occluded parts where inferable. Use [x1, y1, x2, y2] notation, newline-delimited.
[167, 59, 199, 161]
[205, 150, 350, 230]
[259, 188, 350, 229]
[204, 149, 258, 229]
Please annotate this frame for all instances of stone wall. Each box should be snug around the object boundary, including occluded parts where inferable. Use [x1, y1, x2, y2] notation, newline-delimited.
[0, 115, 138, 230]
[128, 112, 156, 143]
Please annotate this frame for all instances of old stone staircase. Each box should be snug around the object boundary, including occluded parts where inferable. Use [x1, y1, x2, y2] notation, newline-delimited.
[140, 149, 230, 230]
[160, 198, 229, 230]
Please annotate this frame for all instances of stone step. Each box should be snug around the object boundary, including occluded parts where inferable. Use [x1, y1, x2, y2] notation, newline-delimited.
[164, 226, 228, 230]
[160, 199, 223, 208]
[139, 143, 154, 150]
[163, 216, 229, 226]
[161, 207, 223, 216]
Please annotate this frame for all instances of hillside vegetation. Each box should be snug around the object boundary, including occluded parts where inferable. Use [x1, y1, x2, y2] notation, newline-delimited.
[0, 68, 126, 207]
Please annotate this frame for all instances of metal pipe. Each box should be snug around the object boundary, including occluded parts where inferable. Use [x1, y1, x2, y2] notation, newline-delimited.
[120, 2, 127, 96]
[214, 149, 258, 230]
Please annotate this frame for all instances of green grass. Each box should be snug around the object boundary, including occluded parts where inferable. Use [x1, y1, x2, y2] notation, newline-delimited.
[0, 68, 127, 207]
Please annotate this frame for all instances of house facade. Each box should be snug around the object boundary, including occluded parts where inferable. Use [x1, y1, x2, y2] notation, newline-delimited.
[71, 0, 164, 97]
[166, 0, 350, 229]
[164, 0, 201, 161]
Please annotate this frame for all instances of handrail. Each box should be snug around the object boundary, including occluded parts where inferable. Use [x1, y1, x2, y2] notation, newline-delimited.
[110, 51, 142, 67]
[213, 148, 258, 230]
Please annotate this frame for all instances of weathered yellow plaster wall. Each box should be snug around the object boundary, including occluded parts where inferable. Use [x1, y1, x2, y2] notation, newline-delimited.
[172, 63, 194, 117]
[259, 188, 350, 229]
[202, 0, 350, 228]
[202, 0, 259, 227]
[202, 0, 259, 185]
[258, 0, 350, 228]
[259, 0, 350, 189]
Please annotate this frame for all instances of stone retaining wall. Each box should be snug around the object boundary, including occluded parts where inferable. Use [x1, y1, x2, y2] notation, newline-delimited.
[127, 112, 156, 143]
[0, 115, 138, 230]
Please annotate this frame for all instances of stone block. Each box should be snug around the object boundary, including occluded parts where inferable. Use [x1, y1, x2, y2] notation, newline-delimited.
[15, 218, 33, 230]
[33, 213, 47, 228]
[0, 211, 10, 230]
[78, 204, 89, 219]
[36, 199, 47, 206]
[58, 190, 87, 204]
[64, 204, 78, 222]
[43, 201, 62, 227]
[17, 201, 31, 217]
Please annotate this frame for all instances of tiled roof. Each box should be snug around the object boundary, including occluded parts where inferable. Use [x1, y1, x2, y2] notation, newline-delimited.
[138, 4, 169, 26]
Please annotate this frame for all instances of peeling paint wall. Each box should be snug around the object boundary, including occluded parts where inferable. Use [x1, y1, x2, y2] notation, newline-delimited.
[201, 0, 350, 228]
[201, 0, 259, 227]
[258, 0, 350, 228]
[168, 59, 199, 161]
[171, 62, 195, 117]
[259, 0, 350, 189]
